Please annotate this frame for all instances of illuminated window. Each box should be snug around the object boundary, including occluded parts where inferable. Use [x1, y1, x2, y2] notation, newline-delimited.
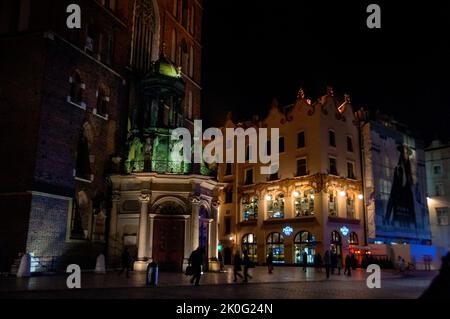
[242, 234, 257, 263]
[328, 191, 338, 216]
[436, 208, 449, 226]
[242, 196, 258, 221]
[294, 189, 314, 217]
[330, 231, 342, 256]
[346, 194, 355, 219]
[266, 232, 284, 264]
[294, 231, 316, 264]
[349, 232, 359, 245]
[268, 193, 284, 219]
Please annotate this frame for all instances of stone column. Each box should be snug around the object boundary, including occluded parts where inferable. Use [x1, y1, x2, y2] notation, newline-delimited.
[108, 192, 120, 261]
[147, 214, 156, 263]
[210, 202, 219, 259]
[135, 192, 150, 271]
[183, 216, 191, 271]
[191, 196, 200, 250]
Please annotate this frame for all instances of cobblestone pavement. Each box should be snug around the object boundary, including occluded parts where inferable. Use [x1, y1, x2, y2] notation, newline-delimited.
[0, 266, 436, 299]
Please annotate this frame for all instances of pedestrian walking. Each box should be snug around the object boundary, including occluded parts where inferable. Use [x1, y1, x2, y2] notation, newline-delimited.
[324, 250, 331, 279]
[344, 254, 352, 276]
[118, 247, 132, 278]
[189, 246, 204, 286]
[233, 251, 244, 282]
[218, 251, 225, 272]
[267, 249, 274, 274]
[243, 250, 253, 282]
[336, 254, 342, 275]
[315, 253, 323, 273]
[302, 251, 308, 272]
[331, 250, 337, 274]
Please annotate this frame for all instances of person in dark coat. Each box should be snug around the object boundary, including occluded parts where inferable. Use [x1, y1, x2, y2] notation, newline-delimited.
[243, 250, 253, 282]
[267, 249, 274, 274]
[420, 252, 450, 299]
[324, 250, 331, 279]
[118, 247, 131, 278]
[344, 254, 352, 276]
[315, 253, 323, 272]
[331, 251, 337, 274]
[189, 247, 204, 286]
[302, 251, 308, 272]
[233, 251, 244, 282]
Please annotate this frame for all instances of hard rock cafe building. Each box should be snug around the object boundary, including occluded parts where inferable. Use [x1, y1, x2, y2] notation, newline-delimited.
[217, 88, 367, 266]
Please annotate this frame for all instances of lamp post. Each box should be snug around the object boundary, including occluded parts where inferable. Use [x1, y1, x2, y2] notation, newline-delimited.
[355, 108, 369, 246]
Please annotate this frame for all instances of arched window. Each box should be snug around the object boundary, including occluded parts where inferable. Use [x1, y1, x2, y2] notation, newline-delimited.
[346, 193, 355, 219]
[69, 72, 84, 105]
[131, 0, 155, 73]
[96, 85, 110, 117]
[171, 29, 176, 61]
[294, 231, 316, 264]
[349, 232, 359, 245]
[242, 234, 257, 263]
[181, 39, 188, 74]
[189, 45, 194, 77]
[266, 232, 284, 263]
[268, 193, 284, 219]
[181, 0, 188, 28]
[75, 129, 91, 181]
[328, 190, 338, 216]
[294, 189, 314, 217]
[242, 196, 258, 221]
[330, 231, 342, 256]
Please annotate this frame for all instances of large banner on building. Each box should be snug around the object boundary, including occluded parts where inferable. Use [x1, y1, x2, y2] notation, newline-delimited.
[365, 128, 431, 244]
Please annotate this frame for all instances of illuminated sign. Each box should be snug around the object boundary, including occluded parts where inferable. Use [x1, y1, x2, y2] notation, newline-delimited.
[282, 226, 294, 236]
[340, 226, 350, 237]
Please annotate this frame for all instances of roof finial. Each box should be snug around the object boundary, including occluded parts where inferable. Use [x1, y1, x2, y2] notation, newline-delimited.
[297, 87, 305, 100]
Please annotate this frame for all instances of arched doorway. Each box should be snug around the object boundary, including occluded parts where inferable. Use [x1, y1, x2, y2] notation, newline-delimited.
[266, 232, 285, 263]
[152, 202, 186, 271]
[294, 231, 315, 265]
[330, 230, 342, 256]
[242, 233, 257, 263]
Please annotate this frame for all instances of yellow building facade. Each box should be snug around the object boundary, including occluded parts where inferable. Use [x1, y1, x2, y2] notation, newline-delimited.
[217, 88, 366, 265]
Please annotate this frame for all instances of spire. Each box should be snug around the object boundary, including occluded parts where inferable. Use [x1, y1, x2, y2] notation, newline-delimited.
[297, 87, 305, 100]
[270, 97, 279, 110]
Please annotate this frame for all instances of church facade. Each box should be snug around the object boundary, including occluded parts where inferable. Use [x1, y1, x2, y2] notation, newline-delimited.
[0, 0, 217, 273]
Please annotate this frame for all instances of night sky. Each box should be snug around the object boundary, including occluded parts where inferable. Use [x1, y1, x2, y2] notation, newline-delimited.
[201, 0, 450, 143]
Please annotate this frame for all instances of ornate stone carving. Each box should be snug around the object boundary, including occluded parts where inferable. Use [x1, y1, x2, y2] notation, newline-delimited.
[139, 192, 151, 203]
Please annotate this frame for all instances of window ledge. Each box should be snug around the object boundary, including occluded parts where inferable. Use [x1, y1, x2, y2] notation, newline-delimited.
[240, 220, 257, 226]
[67, 96, 86, 110]
[74, 173, 94, 183]
[93, 109, 109, 120]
